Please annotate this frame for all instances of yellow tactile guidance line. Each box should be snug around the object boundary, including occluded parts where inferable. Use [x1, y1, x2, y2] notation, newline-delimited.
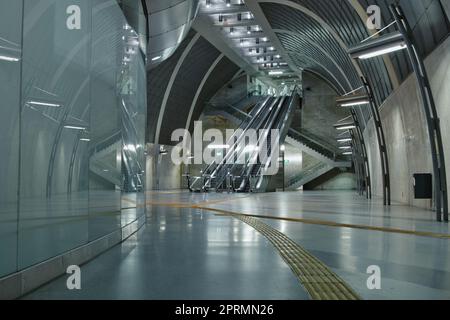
[229, 213, 361, 300]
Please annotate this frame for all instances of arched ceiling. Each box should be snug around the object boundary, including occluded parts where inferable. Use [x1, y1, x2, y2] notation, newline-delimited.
[145, 0, 449, 142]
[257, 0, 449, 121]
[147, 30, 240, 145]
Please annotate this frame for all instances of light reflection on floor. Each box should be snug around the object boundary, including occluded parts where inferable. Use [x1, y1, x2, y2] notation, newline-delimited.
[24, 190, 450, 300]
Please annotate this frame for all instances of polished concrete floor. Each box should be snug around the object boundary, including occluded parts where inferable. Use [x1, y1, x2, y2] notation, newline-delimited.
[24, 191, 450, 300]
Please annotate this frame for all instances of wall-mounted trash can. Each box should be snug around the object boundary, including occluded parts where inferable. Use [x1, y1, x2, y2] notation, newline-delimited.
[413, 174, 432, 199]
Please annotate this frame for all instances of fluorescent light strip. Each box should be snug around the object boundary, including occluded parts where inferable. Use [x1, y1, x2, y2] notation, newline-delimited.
[340, 100, 369, 107]
[336, 125, 356, 130]
[207, 144, 230, 149]
[27, 101, 61, 107]
[64, 125, 86, 130]
[339, 146, 352, 150]
[80, 138, 90, 142]
[268, 71, 283, 75]
[151, 56, 162, 61]
[342, 152, 353, 155]
[0, 55, 20, 62]
[358, 44, 406, 60]
[337, 138, 352, 143]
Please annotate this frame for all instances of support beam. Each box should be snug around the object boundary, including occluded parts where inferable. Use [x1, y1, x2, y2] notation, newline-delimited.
[350, 109, 371, 199]
[361, 77, 391, 205]
[390, 4, 448, 222]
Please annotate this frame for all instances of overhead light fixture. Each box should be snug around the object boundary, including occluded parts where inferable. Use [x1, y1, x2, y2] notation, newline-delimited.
[336, 94, 370, 107]
[27, 100, 61, 108]
[0, 55, 20, 62]
[348, 31, 406, 60]
[280, 144, 285, 152]
[80, 138, 91, 142]
[247, 26, 251, 35]
[64, 125, 86, 130]
[207, 144, 230, 149]
[342, 152, 353, 156]
[226, 0, 231, 7]
[151, 56, 162, 61]
[337, 138, 352, 143]
[334, 123, 356, 131]
[206, 0, 211, 8]
[339, 146, 352, 150]
[268, 70, 283, 75]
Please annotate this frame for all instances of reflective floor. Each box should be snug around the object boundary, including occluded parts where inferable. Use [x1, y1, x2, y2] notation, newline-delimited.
[24, 191, 450, 300]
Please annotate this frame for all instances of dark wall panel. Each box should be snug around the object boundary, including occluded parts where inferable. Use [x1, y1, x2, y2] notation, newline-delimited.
[188, 57, 240, 134]
[159, 37, 221, 145]
[147, 30, 197, 142]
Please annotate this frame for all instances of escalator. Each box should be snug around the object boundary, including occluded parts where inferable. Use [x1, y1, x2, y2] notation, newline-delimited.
[189, 87, 300, 193]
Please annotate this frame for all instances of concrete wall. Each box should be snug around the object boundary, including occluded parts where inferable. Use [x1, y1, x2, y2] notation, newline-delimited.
[302, 72, 350, 148]
[364, 35, 450, 208]
[146, 144, 182, 190]
[284, 144, 303, 182]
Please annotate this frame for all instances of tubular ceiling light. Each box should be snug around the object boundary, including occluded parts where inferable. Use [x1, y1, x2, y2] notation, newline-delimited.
[348, 31, 406, 60]
[64, 125, 86, 130]
[339, 146, 352, 150]
[334, 123, 356, 131]
[336, 94, 370, 107]
[0, 55, 20, 62]
[207, 144, 230, 149]
[268, 70, 283, 75]
[342, 152, 353, 155]
[80, 138, 90, 142]
[337, 138, 352, 143]
[27, 100, 61, 107]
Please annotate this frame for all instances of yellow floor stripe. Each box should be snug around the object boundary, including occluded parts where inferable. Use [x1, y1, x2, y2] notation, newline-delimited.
[229, 213, 361, 300]
[144, 200, 450, 239]
[201, 207, 450, 240]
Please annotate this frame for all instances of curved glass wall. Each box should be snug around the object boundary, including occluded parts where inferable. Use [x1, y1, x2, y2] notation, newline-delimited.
[0, 0, 146, 277]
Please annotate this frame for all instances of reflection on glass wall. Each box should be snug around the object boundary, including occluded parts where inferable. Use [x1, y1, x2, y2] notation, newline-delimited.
[0, 0, 146, 277]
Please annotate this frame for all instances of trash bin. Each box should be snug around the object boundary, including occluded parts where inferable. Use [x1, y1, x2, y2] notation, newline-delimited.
[413, 173, 432, 199]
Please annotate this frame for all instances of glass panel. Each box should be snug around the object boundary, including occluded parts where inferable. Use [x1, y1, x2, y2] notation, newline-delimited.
[18, 0, 91, 269]
[0, 0, 146, 275]
[0, 0, 22, 277]
[88, 1, 124, 241]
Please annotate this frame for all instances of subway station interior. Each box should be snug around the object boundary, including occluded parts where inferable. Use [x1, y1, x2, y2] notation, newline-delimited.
[1, 0, 450, 301]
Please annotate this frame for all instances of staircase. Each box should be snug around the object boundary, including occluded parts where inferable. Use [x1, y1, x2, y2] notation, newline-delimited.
[286, 162, 335, 191]
[89, 131, 122, 186]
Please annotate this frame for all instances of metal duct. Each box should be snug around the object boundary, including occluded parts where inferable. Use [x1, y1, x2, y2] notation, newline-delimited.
[145, 0, 200, 68]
